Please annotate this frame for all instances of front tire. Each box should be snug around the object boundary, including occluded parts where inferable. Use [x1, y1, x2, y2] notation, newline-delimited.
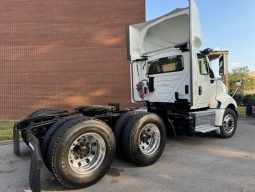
[122, 113, 166, 166]
[219, 108, 237, 138]
[47, 117, 115, 188]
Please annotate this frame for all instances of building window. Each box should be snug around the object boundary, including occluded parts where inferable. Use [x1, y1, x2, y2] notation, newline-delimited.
[148, 55, 183, 75]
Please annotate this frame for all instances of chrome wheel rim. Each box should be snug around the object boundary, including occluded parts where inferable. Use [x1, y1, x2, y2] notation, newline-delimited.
[223, 114, 235, 134]
[139, 123, 161, 155]
[68, 132, 106, 174]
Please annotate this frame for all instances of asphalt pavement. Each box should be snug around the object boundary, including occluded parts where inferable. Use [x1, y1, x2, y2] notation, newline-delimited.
[0, 118, 254, 192]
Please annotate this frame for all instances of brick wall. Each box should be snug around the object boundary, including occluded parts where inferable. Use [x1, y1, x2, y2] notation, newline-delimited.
[0, 0, 145, 119]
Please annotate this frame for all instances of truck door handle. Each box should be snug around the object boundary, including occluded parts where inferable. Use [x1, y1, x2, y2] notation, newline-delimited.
[148, 77, 154, 92]
[199, 86, 202, 95]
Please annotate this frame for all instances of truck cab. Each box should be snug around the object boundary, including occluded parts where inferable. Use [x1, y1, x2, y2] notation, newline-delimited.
[128, 0, 237, 136]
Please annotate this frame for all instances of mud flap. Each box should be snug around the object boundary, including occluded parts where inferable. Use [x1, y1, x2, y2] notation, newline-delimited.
[13, 123, 21, 156]
[13, 124, 43, 192]
[27, 131, 43, 192]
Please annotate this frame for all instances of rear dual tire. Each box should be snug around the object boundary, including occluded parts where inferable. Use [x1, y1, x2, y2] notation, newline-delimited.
[27, 108, 61, 118]
[41, 114, 85, 171]
[113, 110, 143, 154]
[22, 108, 62, 144]
[46, 117, 115, 189]
[31, 110, 166, 188]
[115, 112, 167, 166]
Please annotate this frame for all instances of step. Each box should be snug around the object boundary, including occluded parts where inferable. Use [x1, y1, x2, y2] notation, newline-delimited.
[190, 110, 216, 127]
[195, 124, 219, 133]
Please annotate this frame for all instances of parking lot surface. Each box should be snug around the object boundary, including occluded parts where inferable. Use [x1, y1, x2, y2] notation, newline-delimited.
[0, 118, 254, 192]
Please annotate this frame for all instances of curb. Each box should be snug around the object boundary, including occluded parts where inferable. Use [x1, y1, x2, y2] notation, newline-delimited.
[239, 117, 255, 120]
[0, 139, 13, 146]
[0, 139, 24, 146]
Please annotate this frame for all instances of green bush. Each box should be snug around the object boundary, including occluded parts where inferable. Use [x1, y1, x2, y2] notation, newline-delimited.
[233, 93, 244, 106]
[232, 93, 255, 106]
[243, 94, 255, 105]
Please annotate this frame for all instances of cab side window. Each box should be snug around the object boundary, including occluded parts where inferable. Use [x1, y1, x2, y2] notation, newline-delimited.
[198, 54, 209, 75]
[148, 55, 183, 75]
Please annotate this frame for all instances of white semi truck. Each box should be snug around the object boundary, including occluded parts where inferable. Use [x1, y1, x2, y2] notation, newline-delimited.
[13, 0, 238, 191]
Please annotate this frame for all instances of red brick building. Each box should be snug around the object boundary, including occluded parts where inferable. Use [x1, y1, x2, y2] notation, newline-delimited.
[0, 0, 145, 120]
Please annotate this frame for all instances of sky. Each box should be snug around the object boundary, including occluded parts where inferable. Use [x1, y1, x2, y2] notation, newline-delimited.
[146, 0, 255, 72]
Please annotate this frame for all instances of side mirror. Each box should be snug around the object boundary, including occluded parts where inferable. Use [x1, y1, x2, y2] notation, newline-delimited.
[236, 80, 242, 87]
[219, 55, 224, 76]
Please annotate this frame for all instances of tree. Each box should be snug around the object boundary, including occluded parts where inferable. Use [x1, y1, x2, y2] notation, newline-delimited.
[228, 66, 255, 95]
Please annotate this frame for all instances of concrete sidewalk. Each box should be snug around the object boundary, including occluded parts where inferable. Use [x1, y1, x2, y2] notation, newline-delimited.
[0, 119, 255, 192]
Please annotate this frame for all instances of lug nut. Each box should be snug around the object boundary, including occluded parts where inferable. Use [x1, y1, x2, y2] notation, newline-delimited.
[89, 136, 93, 140]
[86, 159, 90, 163]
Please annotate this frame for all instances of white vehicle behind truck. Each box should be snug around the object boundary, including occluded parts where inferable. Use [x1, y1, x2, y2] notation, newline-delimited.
[13, 0, 237, 191]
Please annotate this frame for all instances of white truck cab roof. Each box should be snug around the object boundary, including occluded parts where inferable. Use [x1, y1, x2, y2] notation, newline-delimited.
[128, 0, 202, 60]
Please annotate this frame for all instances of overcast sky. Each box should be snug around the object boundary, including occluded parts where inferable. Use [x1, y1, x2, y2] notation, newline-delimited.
[146, 0, 255, 72]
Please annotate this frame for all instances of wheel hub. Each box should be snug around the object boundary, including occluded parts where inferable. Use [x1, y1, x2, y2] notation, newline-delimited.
[223, 114, 235, 134]
[139, 123, 160, 156]
[73, 144, 90, 157]
[68, 133, 106, 174]
[140, 133, 149, 143]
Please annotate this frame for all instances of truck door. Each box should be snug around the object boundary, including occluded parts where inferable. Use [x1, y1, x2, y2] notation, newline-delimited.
[195, 53, 217, 108]
[146, 52, 191, 103]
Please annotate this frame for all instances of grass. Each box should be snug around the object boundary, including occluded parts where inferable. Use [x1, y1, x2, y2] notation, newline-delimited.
[0, 121, 14, 141]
